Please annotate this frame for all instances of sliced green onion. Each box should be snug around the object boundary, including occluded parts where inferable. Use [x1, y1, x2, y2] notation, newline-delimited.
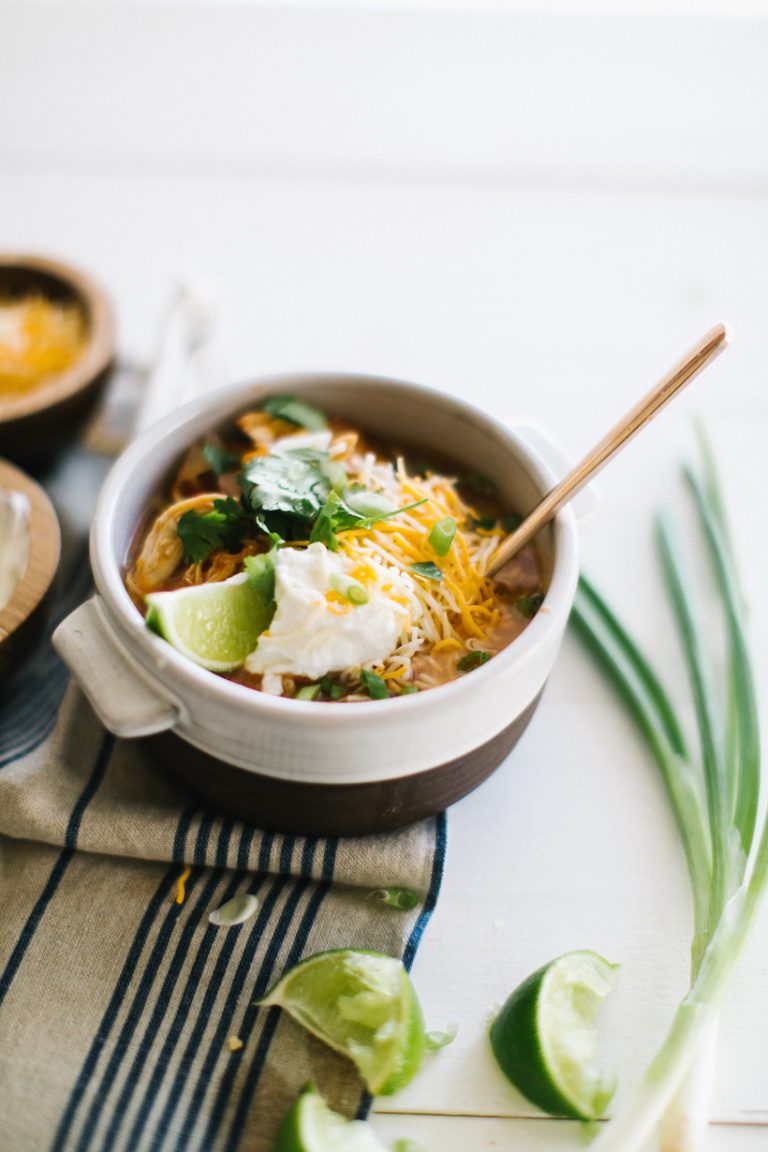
[429, 516, 457, 557]
[320, 675, 344, 700]
[208, 893, 260, 927]
[425, 1022, 459, 1050]
[296, 684, 322, 701]
[264, 395, 327, 431]
[370, 886, 420, 911]
[360, 668, 389, 699]
[329, 572, 369, 606]
[513, 593, 544, 619]
[320, 458, 348, 496]
[399, 683, 419, 695]
[411, 561, 443, 581]
[457, 650, 490, 672]
[345, 488, 396, 518]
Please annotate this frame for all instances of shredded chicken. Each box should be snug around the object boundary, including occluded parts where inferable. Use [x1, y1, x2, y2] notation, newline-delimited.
[126, 493, 220, 597]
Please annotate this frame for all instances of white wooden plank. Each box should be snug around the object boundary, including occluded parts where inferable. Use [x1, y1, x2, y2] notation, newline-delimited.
[370, 1113, 768, 1151]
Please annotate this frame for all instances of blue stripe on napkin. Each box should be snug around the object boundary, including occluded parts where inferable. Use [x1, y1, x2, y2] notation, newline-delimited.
[0, 731, 114, 1008]
[49, 808, 198, 1152]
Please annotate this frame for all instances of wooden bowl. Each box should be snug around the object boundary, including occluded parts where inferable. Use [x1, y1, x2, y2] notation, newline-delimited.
[0, 459, 61, 685]
[0, 254, 115, 468]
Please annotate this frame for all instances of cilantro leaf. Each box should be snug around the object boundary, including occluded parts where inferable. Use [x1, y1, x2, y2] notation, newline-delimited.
[203, 442, 241, 476]
[243, 549, 278, 603]
[264, 395, 327, 431]
[255, 516, 284, 549]
[360, 668, 389, 699]
[310, 491, 428, 552]
[309, 493, 342, 551]
[177, 498, 247, 563]
[411, 561, 444, 581]
[242, 450, 332, 521]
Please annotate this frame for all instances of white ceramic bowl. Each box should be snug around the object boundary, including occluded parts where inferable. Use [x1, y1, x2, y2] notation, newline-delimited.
[54, 374, 579, 834]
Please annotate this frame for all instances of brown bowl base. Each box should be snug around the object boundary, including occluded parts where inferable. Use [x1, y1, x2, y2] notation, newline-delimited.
[141, 689, 543, 837]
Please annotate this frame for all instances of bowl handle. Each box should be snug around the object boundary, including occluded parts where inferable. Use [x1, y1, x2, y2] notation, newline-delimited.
[53, 597, 181, 738]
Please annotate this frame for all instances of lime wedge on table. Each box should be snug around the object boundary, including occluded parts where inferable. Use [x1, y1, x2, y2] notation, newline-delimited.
[489, 949, 618, 1121]
[258, 949, 426, 1096]
[274, 1082, 387, 1152]
[145, 574, 271, 673]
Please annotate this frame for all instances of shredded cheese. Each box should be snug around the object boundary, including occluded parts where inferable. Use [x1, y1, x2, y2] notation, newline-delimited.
[332, 447, 507, 685]
[176, 865, 191, 905]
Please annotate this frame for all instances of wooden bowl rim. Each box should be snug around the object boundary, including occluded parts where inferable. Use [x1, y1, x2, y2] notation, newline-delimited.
[0, 458, 61, 642]
[0, 253, 114, 424]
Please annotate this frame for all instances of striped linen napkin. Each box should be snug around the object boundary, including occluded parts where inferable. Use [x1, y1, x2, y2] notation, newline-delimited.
[0, 538, 446, 1152]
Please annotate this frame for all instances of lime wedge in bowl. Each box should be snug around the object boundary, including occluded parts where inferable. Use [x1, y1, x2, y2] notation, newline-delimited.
[258, 949, 426, 1096]
[274, 1083, 388, 1152]
[489, 949, 618, 1120]
[145, 573, 272, 673]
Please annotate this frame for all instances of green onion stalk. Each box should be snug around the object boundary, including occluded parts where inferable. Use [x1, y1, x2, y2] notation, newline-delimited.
[570, 434, 762, 1151]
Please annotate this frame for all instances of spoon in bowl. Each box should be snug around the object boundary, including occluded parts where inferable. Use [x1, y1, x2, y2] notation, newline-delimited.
[487, 323, 730, 577]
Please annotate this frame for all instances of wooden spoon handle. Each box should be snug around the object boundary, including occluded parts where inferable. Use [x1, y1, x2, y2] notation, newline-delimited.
[488, 323, 730, 576]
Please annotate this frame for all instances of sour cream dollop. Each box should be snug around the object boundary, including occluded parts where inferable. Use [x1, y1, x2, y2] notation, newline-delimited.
[0, 488, 30, 612]
[245, 542, 407, 683]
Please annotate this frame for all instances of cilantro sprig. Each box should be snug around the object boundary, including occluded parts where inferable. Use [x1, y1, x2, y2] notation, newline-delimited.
[177, 399, 427, 563]
[177, 498, 248, 563]
[241, 449, 334, 522]
[311, 491, 428, 552]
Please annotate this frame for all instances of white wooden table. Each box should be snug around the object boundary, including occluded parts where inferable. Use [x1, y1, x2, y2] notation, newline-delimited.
[3, 4, 768, 1147]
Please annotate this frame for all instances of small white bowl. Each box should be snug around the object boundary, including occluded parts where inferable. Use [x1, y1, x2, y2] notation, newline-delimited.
[54, 374, 578, 835]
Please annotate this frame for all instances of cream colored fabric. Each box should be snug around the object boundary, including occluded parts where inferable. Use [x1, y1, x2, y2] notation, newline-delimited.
[0, 672, 444, 1152]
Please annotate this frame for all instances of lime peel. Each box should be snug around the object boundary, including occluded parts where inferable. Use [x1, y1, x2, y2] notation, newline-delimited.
[258, 948, 426, 1096]
[490, 949, 618, 1121]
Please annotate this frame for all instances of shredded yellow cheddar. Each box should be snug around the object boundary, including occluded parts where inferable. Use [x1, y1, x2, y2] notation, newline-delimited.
[176, 865, 192, 905]
[0, 295, 87, 394]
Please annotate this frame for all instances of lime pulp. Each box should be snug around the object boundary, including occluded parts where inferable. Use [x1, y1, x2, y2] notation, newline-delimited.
[145, 573, 272, 672]
[258, 949, 426, 1096]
